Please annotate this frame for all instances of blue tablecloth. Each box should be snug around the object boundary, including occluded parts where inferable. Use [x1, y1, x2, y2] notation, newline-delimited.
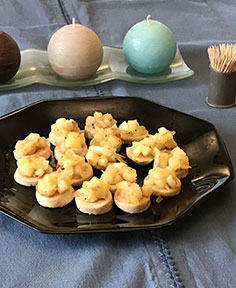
[0, 1, 235, 287]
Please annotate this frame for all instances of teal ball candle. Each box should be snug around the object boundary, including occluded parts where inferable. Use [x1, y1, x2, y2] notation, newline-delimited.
[123, 15, 177, 74]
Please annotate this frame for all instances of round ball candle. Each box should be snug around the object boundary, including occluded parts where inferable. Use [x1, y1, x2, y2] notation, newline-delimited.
[123, 15, 177, 74]
[48, 18, 103, 80]
[0, 30, 21, 83]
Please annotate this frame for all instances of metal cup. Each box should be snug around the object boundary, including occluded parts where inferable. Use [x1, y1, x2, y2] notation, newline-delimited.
[206, 67, 236, 108]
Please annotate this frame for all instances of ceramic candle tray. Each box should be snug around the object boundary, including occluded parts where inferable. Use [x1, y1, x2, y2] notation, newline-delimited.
[0, 46, 194, 91]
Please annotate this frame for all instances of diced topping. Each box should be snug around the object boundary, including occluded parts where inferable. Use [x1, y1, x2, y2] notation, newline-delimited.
[86, 146, 124, 169]
[168, 147, 190, 171]
[57, 152, 91, 179]
[50, 118, 80, 145]
[14, 133, 48, 157]
[154, 149, 171, 168]
[131, 136, 155, 157]
[101, 163, 137, 185]
[37, 171, 72, 197]
[119, 120, 148, 142]
[154, 147, 190, 177]
[119, 120, 140, 132]
[152, 127, 177, 150]
[57, 132, 87, 156]
[143, 167, 180, 192]
[115, 181, 142, 205]
[86, 112, 117, 129]
[17, 157, 50, 178]
[90, 129, 122, 151]
[77, 177, 109, 202]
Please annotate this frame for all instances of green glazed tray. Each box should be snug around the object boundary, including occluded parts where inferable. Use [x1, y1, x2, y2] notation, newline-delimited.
[0, 46, 194, 91]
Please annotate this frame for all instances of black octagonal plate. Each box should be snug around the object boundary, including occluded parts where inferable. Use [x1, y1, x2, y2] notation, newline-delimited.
[0, 97, 234, 233]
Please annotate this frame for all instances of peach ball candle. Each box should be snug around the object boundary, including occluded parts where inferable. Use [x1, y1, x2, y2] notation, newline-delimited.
[47, 18, 103, 80]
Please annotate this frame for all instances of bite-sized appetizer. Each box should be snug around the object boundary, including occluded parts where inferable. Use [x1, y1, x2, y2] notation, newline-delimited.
[142, 167, 181, 197]
[152, 127, 177, 151]
[126, 135, 155, 165]
[36, 171, 74, 208]
[13, 133, 51, 160]
[119, 120, 149, 145]
[14, 157, 53, 186]
[75, 177, 113, 215]
[86, 145, 124, 170]
[57, 151, 93, 186]
[101, 163, 137, 193]
[54, 131, 87, 160]
[85, 111, 117, 139]
[114, 181, 151, 214]
[49, 117, 81, 146]
[154, 147, 190, 178]
[90, 129, 122, 151]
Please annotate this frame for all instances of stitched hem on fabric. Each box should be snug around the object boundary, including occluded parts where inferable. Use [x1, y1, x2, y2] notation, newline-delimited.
[141, 232, 162, 288]
[57, 0, 104, 98]
[151, 230, 184, 288]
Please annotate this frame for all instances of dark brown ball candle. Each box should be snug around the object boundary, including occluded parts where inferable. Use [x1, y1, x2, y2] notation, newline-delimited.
[0, 30, 21, 83]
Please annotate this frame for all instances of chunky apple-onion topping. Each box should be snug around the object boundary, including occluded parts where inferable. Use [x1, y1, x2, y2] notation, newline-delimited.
[90, 129, 122, 151]
[154, 147, 190, 178]
[17, 157, 51, 178]
[142, 167, 181, 196]
[86, 112, 117, 130]
[49, 118, 80, 145]
[152, 127, 177, 150]
[101, 163, 137, 186]
[37, 171, 72, 197]
[86, 145, 124, 169]
[76, 177, 110, 202]
[57, 152, 91, 179]
[14, 133, 49, 158]
[57, 132, 87, 156]
[119, 120, 148, 143]
[115, 181, 143, 205]
[130, 136, 155, 157]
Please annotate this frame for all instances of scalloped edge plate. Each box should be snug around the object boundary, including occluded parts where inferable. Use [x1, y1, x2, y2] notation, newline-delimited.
[0, 46, 194, 91]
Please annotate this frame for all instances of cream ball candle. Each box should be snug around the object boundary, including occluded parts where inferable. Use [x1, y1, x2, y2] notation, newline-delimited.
[48, 18, 103, 80]
[123, 15, 176, 74]
[0, 30, 21, 83]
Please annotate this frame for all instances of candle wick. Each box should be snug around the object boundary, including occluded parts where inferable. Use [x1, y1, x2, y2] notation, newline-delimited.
[146, 14, 151, 24]
[72, 17, 75, 28]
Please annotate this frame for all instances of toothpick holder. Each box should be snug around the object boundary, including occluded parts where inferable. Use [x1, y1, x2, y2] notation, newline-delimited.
[206, 67, 236, 108]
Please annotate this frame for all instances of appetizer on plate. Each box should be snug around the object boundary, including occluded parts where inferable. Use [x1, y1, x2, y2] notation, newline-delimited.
[126, 135, 155, 165]
[36, 171, 74, 208]
[154, 147, 190, 178]
[57, 151, 93, 186]
[13, 133, 51, 160]
[75, 177, 113, 215]
[152, 127, 177, 150]
[101, 163, 137, 193]
[86, 145, 124, 170]
[114, 181, 151, 214]
[54, 131, 87, 160]
[85, 111, 117, 139]
[49, 117, 81, 146]
[119, 120, 148, 145]
[90, 129, 122, 151]
[142, 167, 181, 197]
[14, 157, 52, 186]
